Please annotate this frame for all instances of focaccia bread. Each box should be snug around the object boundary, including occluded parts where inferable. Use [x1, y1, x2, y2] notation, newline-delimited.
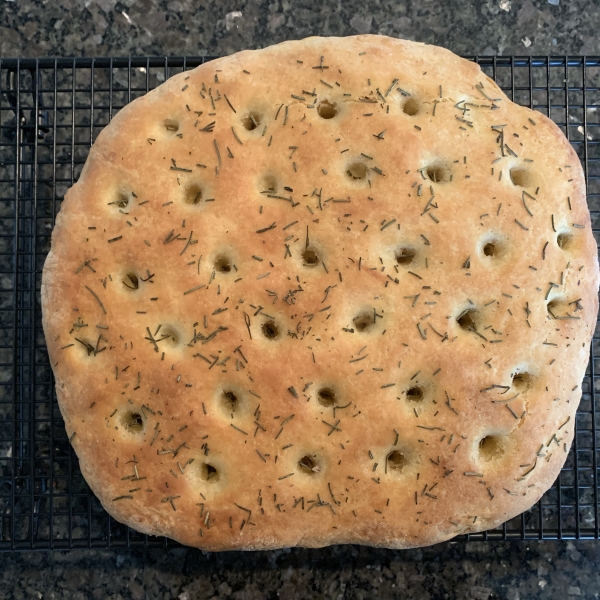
[41, 35, 599, 550]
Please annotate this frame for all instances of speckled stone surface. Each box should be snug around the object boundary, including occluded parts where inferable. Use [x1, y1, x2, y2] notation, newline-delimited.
[2, 0, 600, 598]
[1, 0, 600, 58]
[1, 541, 600, 600]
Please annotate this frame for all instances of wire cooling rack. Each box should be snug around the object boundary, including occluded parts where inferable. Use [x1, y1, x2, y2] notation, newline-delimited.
[0, 56, 598, 551]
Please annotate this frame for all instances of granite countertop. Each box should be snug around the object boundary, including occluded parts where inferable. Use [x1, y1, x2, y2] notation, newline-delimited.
[2, 540, 600, 599]
[2, 0, 600, 599]
[2, 0, 600, 58]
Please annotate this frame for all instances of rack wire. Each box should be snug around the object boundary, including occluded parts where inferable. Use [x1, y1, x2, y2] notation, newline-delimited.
[0, 56, 598, 550]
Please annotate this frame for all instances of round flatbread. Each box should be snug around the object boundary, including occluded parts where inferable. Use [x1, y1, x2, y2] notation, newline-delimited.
[42, 35, 599, 550]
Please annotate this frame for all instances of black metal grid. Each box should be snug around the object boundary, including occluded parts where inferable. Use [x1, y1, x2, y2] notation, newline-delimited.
[0, 56, 598, 551]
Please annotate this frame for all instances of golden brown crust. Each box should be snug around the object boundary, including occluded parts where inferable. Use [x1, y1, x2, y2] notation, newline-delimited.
[41, 35, 599, 550]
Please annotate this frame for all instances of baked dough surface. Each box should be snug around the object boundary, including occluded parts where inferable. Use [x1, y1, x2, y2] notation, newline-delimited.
[41, 35, 599, 550]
